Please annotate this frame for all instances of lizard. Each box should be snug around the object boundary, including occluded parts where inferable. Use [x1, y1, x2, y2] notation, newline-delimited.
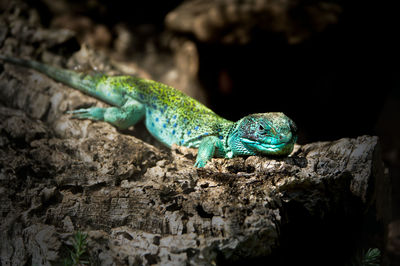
[0, 55, 297, 167]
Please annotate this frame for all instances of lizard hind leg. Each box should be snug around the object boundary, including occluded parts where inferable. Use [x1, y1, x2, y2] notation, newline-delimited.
[68, 99, 145, 130]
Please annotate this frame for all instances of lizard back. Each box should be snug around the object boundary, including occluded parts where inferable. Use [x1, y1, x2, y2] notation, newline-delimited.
[117, 76, 234, 148]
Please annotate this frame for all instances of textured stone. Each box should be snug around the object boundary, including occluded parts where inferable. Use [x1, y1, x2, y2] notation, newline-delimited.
[0, 2, 384, 264]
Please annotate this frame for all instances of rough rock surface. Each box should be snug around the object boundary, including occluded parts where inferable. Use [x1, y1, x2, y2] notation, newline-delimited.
[0, 61, 382, 264]
[0, 93, 381, 265]
[0, 1, 386, 265]
[165, 0, 342, 44]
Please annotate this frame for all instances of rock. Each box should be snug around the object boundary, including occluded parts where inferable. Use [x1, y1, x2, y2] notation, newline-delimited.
[0, 1, 386, 265]
[388, 220, 400, 265]
[0, 92, 383, 264]
[165, 0, 342, 44]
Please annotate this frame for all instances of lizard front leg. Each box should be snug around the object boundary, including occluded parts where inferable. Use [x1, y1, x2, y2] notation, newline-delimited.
[194, 136, 224, 168]
[68, 98, 145, 130]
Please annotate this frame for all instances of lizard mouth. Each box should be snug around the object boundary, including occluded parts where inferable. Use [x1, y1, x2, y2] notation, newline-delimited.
[241, 138, 293, 155]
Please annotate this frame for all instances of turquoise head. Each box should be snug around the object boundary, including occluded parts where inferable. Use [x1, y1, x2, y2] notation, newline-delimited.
[228, 112, 297, 157]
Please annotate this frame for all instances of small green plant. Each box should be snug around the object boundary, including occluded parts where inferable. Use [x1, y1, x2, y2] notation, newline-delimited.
[362, 248, 381, 266]
[63, 231, 90, 266]
[348, 248, 381, 266]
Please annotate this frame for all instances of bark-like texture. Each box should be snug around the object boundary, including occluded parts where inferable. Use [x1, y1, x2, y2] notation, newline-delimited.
[0, 64, 382, 264]
[0, 1, 387, 265]
[0, 98, 381, 265]
[165, 0, 342, 44]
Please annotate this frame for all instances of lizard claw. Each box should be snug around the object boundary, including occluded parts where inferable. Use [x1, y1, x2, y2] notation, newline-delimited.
[67, 109, 91, 114]
[67, 107, 104, 120]
[194, 160, 207, 168]
[67, 108, 92, 119]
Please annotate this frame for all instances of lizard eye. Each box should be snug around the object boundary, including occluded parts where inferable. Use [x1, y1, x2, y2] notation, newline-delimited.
[258, 124, 269, 135]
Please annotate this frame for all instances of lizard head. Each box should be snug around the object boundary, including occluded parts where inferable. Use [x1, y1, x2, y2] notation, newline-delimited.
[228, 112, 297, 157]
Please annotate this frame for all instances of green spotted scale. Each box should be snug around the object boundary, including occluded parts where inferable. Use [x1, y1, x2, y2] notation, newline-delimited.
[0, 55, 297, 167]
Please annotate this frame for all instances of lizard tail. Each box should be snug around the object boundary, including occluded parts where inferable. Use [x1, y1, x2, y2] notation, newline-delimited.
[0, 54, 99, 97]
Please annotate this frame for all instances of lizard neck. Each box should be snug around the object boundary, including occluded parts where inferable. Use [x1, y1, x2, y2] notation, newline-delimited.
[226, 121, 255, 157]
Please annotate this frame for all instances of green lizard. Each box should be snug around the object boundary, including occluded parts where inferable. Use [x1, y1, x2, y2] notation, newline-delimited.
[0, 55, 297, 167]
